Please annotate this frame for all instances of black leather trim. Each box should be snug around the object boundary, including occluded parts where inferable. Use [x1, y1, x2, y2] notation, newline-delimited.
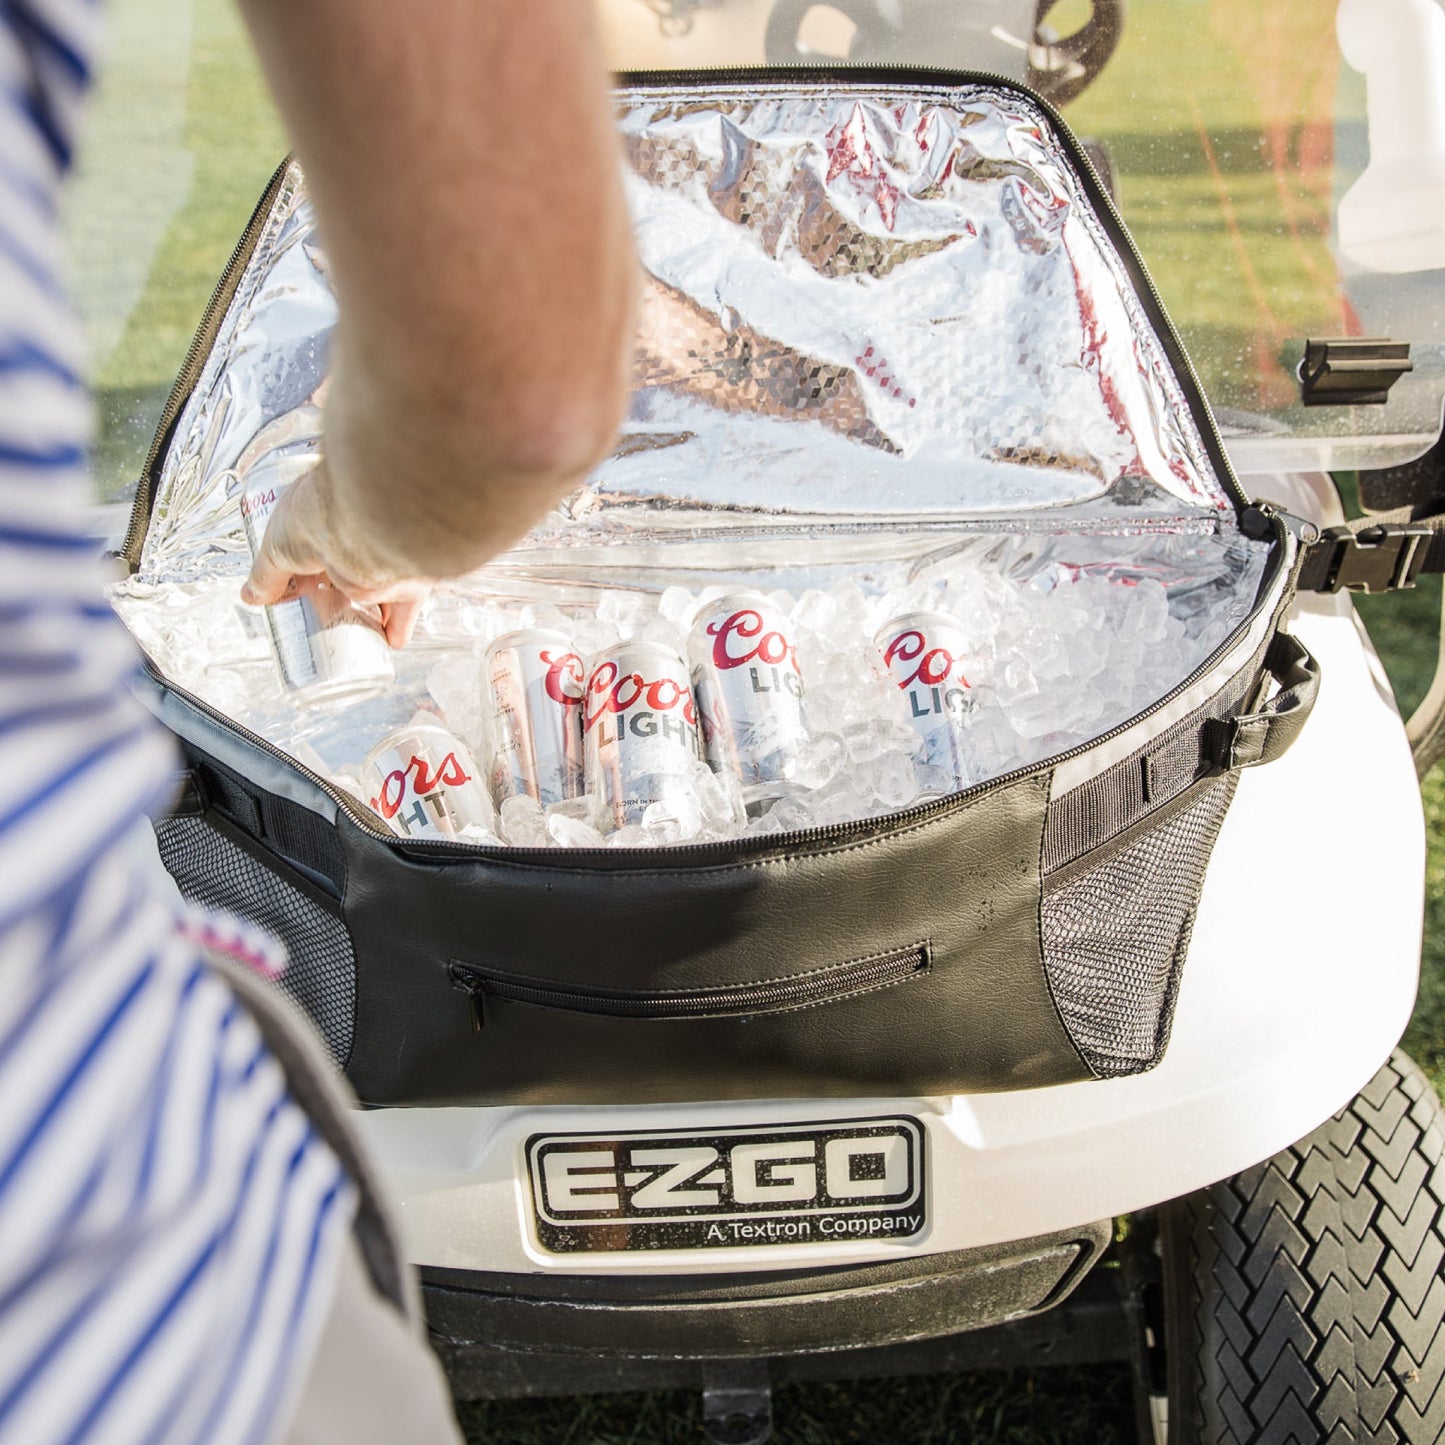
[421, 1221, 1112, 1357]
[341, 770, 1089, 1105]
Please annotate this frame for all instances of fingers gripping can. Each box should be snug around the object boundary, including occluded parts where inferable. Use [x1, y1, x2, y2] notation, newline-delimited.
[688, 593, 808, 796]
[875, 611, 974, 788]
[240, 482, 393, 700]
[584, 643, 703, 833]
[362, 725, 496, 840]
[483, 629, 585, 807]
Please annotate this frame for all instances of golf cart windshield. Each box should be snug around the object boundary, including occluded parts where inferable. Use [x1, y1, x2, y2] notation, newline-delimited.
[594, 0, 1445, 476]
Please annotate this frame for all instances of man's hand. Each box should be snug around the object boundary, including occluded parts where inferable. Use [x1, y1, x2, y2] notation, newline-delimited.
[235, 0, 639, 644]
[240, 455, 430, 649]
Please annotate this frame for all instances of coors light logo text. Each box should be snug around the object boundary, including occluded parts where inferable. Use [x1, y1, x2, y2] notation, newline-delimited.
[707, 607, 803, 699]
[884, 627, 970, 719]
[584, 660, 699, 748]
[239, 487, 277, 521]
[540, 649, 584, 708]
[370, 750, 473, 834]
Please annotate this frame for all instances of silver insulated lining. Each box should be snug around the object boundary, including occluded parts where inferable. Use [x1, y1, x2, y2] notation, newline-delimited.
[118, 79, 1272, 863]
[602, 82, 1228, 522]
[135, 80, 1236, 584]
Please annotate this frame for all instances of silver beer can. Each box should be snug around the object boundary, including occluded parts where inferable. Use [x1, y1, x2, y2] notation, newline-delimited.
[482, 629, 585, 806]
[362, 724, 496, 840]
[875, 610, 975, 788]
[240, 482, 393, 701]
[584, 642, 703, 833]
[688, 592, 808, 797]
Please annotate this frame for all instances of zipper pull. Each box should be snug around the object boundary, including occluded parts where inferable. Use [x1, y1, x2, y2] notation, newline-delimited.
[1242, 500, 1320, 546]
[448, 964, 485, 1033]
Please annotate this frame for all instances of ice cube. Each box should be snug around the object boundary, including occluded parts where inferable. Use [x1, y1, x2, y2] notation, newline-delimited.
[768, 792, 814, 832]
[912, 761, 958, 798]
[785, 732, 848, 790]
[571, 615, 617, 662]
[521, 602, 572, 634]
[872, 751, 919, 809]
[791, 588, 838, 639]
[642, 792, 702, 842]
[660, 586, 697, 626]
[692, 764, 745, 829]
[547, 813, 607, 848]
[641, 615, 688, 653]
[499, 793, 548, 846]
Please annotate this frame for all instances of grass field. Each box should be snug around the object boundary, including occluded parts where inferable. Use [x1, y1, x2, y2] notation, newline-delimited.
[68, 2, 1445, 1440]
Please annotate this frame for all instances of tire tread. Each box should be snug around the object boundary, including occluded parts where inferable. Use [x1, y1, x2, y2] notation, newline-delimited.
[1166, 1050, 1445, 1443]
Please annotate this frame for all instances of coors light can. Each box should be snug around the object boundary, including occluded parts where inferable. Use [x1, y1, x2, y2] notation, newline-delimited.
[584, 642, 703, 833]
[483, 629, 585, 806]
[240, 481, 393, 701]
[362, 724, 496, 840]
[875, 610, 974, 788]
[688, 592, 807, 798]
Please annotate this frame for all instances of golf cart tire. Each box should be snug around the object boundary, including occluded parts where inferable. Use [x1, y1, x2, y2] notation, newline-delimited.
[1159, 1049, 1445, 1443]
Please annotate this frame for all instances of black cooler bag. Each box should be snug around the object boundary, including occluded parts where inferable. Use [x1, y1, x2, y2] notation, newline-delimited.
[115, 74, 1319, 1106]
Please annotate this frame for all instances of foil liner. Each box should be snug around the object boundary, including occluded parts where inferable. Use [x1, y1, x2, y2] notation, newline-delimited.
[116, 78, 1272, 844]
[135, 80, 1233, 586]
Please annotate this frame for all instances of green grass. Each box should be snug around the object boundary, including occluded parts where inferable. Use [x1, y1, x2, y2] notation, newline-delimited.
[454, 1369, 1137, 1444]
[66, 3, 1444, 1438]
[71, 0, 285, 498]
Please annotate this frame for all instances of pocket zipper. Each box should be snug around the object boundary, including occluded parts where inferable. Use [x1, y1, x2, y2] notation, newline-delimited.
[447, 943, 930, 1031]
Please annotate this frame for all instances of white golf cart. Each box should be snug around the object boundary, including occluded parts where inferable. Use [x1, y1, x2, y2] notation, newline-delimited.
[343, 5, 1445, 1443]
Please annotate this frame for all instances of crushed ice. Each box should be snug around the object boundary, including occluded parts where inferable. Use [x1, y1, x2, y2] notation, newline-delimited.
[112, 528, 1270, 848]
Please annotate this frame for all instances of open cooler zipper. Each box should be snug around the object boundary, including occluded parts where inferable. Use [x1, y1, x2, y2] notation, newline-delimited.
[148, 497, 1294, 876]
[129, 66, 1298, 870]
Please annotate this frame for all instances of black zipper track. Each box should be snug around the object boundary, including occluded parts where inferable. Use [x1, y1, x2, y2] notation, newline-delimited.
[137, 66, 1289, 867]
[153, 505, 1289, 869]
[119, 157, 295, 572]
[449, 944, 928, 1021]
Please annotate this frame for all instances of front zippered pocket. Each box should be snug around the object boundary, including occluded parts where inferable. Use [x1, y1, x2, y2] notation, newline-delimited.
[447, 942, 931, 1031]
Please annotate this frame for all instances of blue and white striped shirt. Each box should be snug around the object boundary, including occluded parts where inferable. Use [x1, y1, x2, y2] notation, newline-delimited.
[0, 4, 357, 1441]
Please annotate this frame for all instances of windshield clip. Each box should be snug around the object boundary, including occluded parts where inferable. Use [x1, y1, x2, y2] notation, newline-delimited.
[1299, 338, 1413, 407]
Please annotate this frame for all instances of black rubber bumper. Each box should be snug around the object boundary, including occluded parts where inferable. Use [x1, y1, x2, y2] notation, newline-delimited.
[422, 1219, 1112, 1362]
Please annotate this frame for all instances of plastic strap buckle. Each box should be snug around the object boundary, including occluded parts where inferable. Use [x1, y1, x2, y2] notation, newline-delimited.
[1314, 523, 1431, 593]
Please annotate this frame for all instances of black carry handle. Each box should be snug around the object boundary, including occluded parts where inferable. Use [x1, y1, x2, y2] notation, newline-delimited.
[1204, 632, 1320, 772]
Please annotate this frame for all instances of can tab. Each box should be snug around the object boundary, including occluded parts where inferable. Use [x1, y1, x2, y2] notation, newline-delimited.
[1298, 337, 1412, 407]
[1313, 522, 1431, 593]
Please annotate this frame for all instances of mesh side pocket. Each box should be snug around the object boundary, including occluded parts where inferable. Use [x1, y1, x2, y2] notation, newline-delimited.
[1041, 776, 1237, 1078]
[154, 815, 355, 1068]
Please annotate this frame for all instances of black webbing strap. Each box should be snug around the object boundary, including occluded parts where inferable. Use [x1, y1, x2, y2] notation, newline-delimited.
[1199, 631, 1319, 772]
[190, 755, 348, 896]
[1042, 629, 1319, 876]
[1297, 506, 1445, 593]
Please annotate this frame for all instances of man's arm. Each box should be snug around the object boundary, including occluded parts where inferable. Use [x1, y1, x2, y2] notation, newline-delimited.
[235, 0, 637, 616]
